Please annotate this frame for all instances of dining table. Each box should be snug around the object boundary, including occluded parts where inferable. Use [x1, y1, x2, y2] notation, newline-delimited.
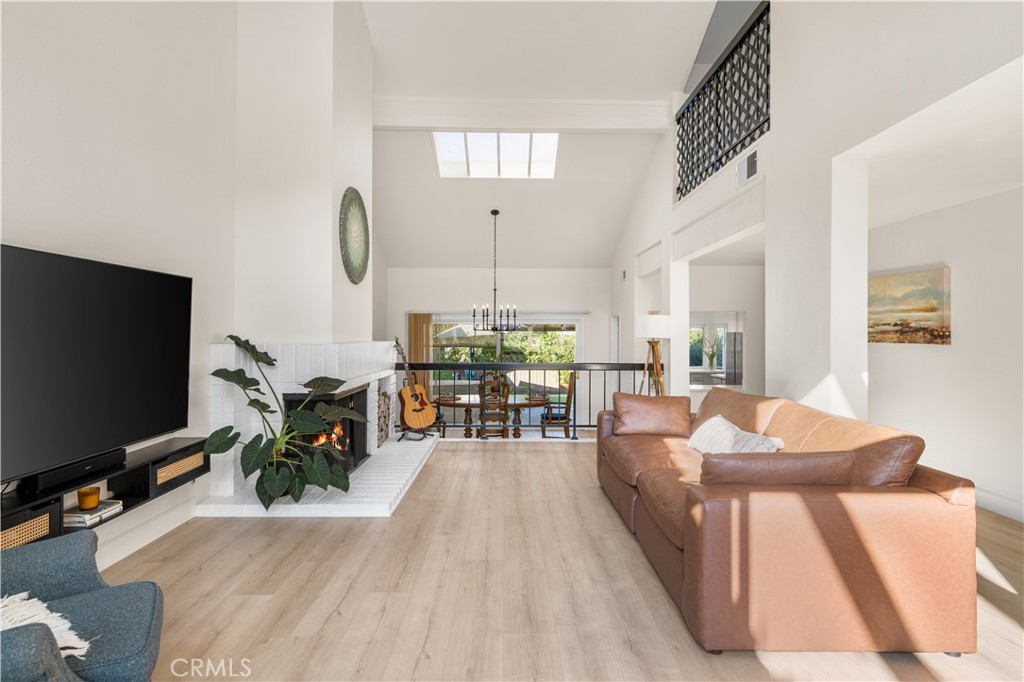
[436, 393, 549, 439]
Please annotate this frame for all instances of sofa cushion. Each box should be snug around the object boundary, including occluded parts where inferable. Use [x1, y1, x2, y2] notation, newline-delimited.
[689, 415, 783, 454]
[692, 387, 787, 434]
[55, 581, 163, 682]
[602, 435, 702, 486]
[801, 417, 925, 486]
[700, 452, 856, 485]
[762, 401, 833, 452]
[612, 393, 691, 436]
[636, 468, 695, 549]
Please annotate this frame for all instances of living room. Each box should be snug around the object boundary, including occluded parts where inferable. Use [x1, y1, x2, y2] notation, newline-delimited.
[1, 2, 1022, 681]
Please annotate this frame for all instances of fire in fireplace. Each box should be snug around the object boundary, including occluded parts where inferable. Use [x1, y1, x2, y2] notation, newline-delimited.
[282, 384, 369, 472]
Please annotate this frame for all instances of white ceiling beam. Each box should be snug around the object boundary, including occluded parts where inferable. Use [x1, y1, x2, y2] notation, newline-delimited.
[374, 96, 672, 133]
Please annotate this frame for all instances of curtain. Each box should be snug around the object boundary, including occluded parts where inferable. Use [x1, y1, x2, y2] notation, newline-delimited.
[406, 313, 434, 401]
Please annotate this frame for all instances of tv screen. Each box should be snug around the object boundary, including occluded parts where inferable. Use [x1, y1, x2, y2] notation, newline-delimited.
[1, 245, 192, 483]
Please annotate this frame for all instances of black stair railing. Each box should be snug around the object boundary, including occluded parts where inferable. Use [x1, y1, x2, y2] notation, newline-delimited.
[676, 2, 770, 200]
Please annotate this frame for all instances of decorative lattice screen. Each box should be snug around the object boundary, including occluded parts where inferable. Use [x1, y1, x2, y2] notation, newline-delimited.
[676, 4, 770, 200]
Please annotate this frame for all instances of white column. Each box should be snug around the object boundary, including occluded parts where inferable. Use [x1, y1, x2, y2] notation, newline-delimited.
[829, 154, 869, 418]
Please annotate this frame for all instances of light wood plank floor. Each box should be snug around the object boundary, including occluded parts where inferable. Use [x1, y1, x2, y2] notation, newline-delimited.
[104, 441, 1024, 682]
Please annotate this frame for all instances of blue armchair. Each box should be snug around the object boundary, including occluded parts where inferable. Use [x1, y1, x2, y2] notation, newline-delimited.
[1, 530, 163, 682]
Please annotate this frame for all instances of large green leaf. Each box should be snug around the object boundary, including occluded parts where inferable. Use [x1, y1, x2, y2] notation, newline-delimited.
[226, 335, 277, 366]
[205, 426, 240, 455]
[263, 466, 291, 498]
[240, 435, 274, 478]
[288, 473, 307, 503]
[314, 402, 367, 424]
[303, 376, 345, 397]
[286, 410, 328, 435]
[211, 368, 265, 395]
[302, 452, 331, 490]
[246, 398, 276, 414]
[254, 469, 274, 510]
[329, 465, 350, 493]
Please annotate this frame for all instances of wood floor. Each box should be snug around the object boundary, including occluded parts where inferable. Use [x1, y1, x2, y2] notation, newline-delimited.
[104, 441, 1024, 682]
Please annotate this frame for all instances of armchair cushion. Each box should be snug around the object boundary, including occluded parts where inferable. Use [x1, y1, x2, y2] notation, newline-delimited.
[612, 393, 691, 437]
[57, 582, 163, 682]
[700, 452, 856, 486]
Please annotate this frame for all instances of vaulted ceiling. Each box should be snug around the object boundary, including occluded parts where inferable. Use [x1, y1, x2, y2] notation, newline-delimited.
[364, 1, 716, 269]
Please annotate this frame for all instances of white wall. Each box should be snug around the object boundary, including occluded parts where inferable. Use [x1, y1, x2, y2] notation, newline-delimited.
[332, 1, 375, 342]
[766, 1, 1023, 415]
[689, 265, 766, 396]
[869, 188, 1023, 521]
[2, 2, 238, 565]
[372, 239, 390, 341]
[234, 2, 334, 342]
[2, 1, 377, 565]
[388, 267, 611, 362]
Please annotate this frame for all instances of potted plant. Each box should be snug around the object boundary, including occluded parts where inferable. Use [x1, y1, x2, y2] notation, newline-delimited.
[204, 335, 366, 510]
[701, 331, 722, 371]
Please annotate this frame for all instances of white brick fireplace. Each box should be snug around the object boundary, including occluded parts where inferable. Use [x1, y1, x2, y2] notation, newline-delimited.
[198, 341, 437, 517]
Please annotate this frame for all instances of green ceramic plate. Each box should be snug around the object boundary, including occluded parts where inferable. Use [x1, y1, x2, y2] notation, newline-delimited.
[339, 187, 369, 284]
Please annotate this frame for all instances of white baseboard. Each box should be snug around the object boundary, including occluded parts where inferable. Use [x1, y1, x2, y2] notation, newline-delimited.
[976, 487, 1024, 523]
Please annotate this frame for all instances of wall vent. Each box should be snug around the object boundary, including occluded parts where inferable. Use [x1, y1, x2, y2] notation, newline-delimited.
[737, 150, 758, 186]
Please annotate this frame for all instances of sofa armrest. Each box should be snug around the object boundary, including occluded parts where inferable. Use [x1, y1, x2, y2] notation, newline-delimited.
[908, 464, 975, 507]
[0, 623, 84, 682]
[0, 530, 107, 602]
[681, 484, 977, 653]
[596, 410, 615, 471]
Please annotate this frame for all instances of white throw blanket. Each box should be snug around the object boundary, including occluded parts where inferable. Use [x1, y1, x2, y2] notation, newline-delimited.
[0, 592, 90, 658]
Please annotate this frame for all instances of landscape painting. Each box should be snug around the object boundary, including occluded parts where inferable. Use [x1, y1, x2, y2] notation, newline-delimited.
[868, 267, 951, 344]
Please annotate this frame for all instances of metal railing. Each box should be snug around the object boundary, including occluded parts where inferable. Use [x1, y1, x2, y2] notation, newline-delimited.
[395, 362, 660, 440]
[676, 1, 770, 200]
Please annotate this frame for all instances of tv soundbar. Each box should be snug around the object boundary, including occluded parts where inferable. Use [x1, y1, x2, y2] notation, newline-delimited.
[18, 448, 126, 495]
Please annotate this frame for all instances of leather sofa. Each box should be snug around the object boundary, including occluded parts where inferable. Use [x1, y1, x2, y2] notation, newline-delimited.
[597, 387, 977, 654]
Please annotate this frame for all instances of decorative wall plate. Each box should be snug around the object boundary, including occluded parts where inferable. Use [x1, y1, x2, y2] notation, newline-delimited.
[339, 187, 369, 284]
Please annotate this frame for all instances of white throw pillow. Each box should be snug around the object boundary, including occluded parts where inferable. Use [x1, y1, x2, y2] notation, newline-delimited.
[0, 592, 90, 658]
[688, 415, 784, 454]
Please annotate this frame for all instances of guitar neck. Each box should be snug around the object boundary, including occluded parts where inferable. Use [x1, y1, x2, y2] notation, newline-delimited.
[394, 338, 418, 387]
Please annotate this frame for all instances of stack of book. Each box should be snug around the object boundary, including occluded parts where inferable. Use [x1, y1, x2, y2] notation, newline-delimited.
[63, 499, 123, 528]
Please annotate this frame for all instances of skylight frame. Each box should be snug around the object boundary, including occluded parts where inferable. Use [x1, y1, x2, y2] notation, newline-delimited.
[432, 131, 558, 179]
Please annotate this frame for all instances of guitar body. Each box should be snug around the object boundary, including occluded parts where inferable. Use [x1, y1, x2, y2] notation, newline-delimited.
[394, 337, 438, 432]
[398, 383, 437, 430]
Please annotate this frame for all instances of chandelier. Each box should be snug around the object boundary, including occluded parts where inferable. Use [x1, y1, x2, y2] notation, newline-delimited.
[472, 209, 518, 334]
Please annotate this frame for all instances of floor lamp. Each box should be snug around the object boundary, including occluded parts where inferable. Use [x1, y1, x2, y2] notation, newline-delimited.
[635, 314, 671, 396]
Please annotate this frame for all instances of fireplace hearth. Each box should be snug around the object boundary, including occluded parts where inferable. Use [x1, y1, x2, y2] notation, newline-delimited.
[282, 384, 369, 472]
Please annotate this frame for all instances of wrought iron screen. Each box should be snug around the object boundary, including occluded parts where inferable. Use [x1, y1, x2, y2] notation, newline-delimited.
[676, 3, 770, 200]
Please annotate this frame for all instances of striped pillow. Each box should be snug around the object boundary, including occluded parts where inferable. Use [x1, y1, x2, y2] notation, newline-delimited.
[689, 415, 783, 454]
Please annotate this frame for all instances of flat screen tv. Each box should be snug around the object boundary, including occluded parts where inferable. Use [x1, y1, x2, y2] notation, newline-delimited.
[1, 245, 192, 483]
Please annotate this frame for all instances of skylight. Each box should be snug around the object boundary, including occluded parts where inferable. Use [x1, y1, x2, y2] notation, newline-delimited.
[432, 131, 559, 179]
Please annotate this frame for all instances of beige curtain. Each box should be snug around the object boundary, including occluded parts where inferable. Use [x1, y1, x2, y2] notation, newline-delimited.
[406, 313, 434, 401]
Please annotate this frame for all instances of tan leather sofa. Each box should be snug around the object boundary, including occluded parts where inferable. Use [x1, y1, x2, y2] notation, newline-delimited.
[597, 387, 977, 654]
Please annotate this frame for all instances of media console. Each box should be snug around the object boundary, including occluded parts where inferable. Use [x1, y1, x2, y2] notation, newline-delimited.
[0, 437, 208, 550]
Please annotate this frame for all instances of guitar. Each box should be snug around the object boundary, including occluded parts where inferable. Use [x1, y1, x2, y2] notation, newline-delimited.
[394, 338, 438, 431]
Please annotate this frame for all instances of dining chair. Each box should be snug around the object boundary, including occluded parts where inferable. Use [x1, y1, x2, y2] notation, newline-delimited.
[477, 370, 511, 439]
[541, 371, 575, 439]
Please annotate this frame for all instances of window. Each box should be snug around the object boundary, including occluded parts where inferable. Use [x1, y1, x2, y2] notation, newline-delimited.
[432, 132, 559, 179]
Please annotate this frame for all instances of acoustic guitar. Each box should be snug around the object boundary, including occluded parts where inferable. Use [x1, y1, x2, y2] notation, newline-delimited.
[394, 338, 438, 431]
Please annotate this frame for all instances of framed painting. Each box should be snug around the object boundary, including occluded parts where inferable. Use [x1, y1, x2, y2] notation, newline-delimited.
[868, 266, 950, 344]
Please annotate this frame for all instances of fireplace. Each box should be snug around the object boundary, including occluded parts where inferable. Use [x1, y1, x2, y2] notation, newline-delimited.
[282, 384, 369, 472]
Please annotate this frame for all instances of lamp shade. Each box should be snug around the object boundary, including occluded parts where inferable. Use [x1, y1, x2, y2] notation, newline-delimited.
[635, 314, 672, 339]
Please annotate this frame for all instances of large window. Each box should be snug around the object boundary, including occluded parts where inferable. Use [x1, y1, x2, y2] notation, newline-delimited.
[431, 322, 576, 374]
